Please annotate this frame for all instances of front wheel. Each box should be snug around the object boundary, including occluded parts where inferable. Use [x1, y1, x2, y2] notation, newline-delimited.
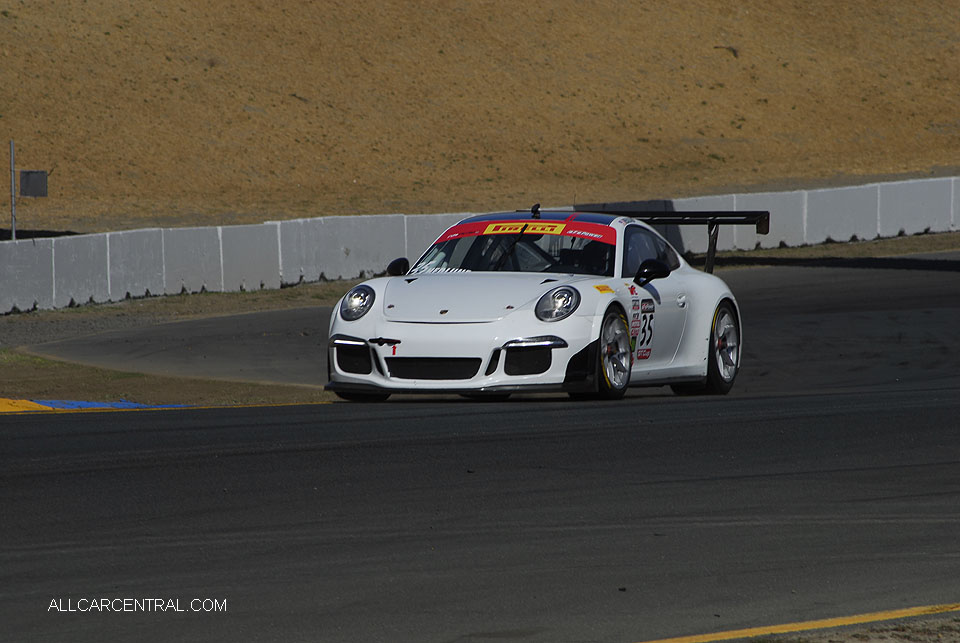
[591, 307, 632, 400]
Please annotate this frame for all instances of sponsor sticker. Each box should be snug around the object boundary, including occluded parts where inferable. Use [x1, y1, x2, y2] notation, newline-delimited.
[594, 284, 615, 293]
[641, 299, 655, 314]
[483, 221, 565, 235]
[627, 284, 638, 296]
[563, 224, 617, 244]
[632, 298, 640, 311]
[566, 229, 603, 239]
[637, 348, 652, 360]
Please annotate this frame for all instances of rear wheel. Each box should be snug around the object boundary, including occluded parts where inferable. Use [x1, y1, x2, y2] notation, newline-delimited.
[593, 307, 632, 400]
[671, 300, 740, 396]
[705, 301, 740, 394]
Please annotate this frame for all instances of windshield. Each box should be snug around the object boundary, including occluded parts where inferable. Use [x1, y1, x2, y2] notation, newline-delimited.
[410, 220, 617, 276]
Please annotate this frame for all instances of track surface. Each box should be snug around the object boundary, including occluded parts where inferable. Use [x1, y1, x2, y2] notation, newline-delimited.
[3, 253, 960, 642]
[28, 307, 327, 386]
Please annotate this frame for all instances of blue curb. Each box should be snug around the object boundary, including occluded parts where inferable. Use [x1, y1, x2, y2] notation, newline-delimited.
[31, 399, 187, 410]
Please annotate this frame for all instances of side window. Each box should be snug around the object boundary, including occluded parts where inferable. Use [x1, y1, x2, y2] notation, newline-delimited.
[622, 226, 681, 277]
[653, 234, 681, 271]
[622, 226, 657, 278]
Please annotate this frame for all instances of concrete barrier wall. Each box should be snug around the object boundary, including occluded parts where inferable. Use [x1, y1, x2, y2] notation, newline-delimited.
[53, 234, 110, 308]
[109, 228, 164, 300]
[221, 223, 281, 292]
[735, 190, 806, 250]
[878, 178, 954, 238]
[805, 184, 879, 244]
[313, 214, 406, 281]
[954, 177, 959, 229]
[276, 214, 407, 285]
[0, 238, 53, 312]
[162, 227, 222, 295]
[277, 217, 324, 286]
[1, 176, 957, 314]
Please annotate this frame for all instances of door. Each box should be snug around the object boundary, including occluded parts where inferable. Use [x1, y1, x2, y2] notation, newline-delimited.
[621, 225, 687, 372]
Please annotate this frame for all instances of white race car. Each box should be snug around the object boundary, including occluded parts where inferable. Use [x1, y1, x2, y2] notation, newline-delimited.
[326, 206, 768, 401]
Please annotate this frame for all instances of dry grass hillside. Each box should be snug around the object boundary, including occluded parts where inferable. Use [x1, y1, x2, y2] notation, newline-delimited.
[2, 0, 958, 234]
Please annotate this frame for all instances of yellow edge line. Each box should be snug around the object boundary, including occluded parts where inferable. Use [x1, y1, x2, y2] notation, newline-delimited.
[634, 603, 960, 643]
[0, 399, 332, 414]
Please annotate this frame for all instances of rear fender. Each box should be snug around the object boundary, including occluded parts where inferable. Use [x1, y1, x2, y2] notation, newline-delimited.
[686, 292, 740, 375]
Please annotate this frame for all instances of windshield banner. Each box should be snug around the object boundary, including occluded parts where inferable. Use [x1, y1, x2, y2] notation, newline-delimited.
[436, 220, 616, 245]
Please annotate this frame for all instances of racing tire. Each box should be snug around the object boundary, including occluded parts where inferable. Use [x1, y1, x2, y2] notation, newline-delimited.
[584, 306, 632, 400]
[671, 300, 740, 396]
[334, 391, 391, 402]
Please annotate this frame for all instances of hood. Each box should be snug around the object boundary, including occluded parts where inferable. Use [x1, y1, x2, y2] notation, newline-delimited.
[381, 273, 583, 323]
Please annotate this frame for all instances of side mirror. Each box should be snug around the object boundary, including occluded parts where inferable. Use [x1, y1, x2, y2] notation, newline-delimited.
[387, 257, 410, 276]
[633, 258, 671, 287]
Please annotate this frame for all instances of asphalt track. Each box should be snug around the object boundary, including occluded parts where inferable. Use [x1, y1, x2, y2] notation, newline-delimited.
[27, 307, 328, 387]
[3, 252, 960, 642]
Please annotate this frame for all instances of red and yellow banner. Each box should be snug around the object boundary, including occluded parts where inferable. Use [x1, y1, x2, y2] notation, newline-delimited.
[483, 221, 566, 235]
[437, 219, 616, 245]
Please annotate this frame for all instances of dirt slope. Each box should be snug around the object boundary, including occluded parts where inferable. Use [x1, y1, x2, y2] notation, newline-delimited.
[2, 0, 958, 233]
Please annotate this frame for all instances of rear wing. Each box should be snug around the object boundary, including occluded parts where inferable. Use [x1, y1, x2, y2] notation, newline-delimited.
[586, 209, 770, 274]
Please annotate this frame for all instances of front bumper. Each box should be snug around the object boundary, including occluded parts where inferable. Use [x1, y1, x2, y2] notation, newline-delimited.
[326, 316, 599, 394]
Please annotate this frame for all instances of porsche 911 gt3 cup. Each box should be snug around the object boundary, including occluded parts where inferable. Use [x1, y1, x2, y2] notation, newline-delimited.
[326, 206, 768, 401]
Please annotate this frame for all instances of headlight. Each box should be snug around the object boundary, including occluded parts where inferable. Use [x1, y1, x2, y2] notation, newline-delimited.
[535, 286, 580, 322]
[340, 285, 376, 321]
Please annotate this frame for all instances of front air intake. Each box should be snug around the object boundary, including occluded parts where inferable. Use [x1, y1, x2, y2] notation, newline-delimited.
[504, 347, 552, 375]
[386, 357, 482, 380]
[336, 345, 373, 374]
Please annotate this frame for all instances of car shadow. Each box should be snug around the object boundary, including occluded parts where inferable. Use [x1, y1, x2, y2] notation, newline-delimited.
[0, 228, 79, 241]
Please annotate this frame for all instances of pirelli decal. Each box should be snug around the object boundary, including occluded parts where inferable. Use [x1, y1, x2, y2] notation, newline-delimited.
[436, 220, 616, 245]
[483, 222, 566, 235]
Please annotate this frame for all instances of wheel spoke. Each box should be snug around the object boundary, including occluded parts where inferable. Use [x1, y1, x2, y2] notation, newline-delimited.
[611, 353, 628, 374]
[714, 310, 739, 381]
[600, 313, 631, 390]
